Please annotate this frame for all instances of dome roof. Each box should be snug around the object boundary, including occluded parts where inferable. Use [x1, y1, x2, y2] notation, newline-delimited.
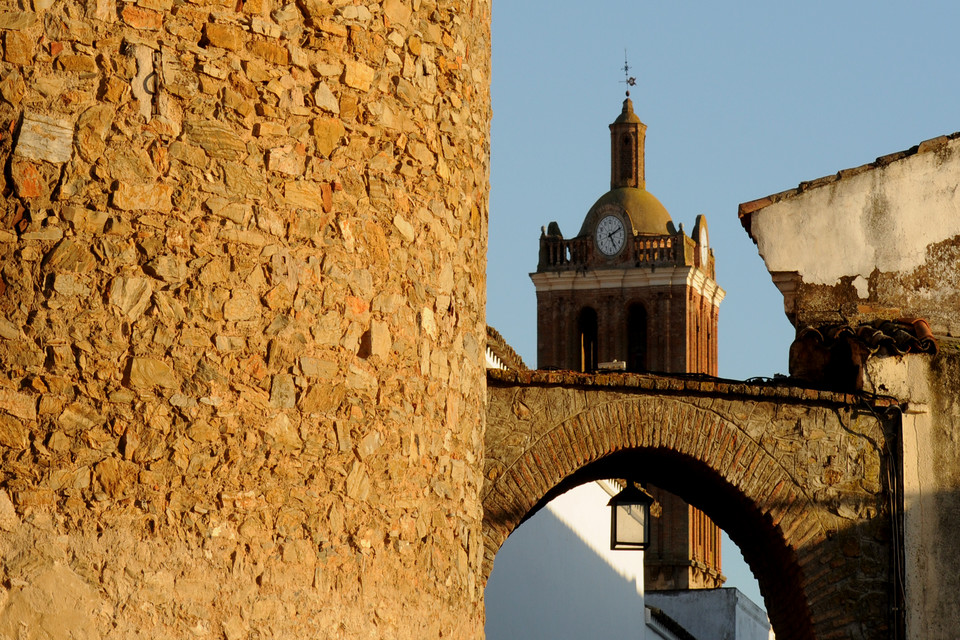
[578, 187, 674, 237]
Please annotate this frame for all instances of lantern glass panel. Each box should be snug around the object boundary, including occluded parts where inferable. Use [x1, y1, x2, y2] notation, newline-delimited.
[615, 501, 646, 546]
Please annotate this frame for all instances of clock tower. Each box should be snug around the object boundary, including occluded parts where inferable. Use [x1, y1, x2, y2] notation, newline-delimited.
[530, 95, 726, 591]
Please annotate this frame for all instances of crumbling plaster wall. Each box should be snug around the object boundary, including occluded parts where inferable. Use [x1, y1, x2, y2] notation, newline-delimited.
[0, 0, 491, 638]
[864, 351, 960, 640]
[743, 135, 960, 334]
[745, 134, 960, 638]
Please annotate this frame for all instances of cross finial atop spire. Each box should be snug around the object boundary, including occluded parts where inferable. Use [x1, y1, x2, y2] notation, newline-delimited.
[621, 49, 636, 97]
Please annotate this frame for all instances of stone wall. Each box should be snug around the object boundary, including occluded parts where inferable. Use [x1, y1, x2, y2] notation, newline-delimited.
[485, 369, 897, 640]
[0, 0, 490, 637]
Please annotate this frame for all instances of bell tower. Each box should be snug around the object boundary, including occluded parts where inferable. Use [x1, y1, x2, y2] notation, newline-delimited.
[610, 96, 646, 190]
[530, 95, 726, 592]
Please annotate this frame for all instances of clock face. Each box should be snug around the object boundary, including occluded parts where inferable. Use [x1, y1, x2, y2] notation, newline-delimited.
[596, 215, 626, 256]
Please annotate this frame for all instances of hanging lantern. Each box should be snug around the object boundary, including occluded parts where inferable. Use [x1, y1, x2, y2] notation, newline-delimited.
[608, 481, 654, 550]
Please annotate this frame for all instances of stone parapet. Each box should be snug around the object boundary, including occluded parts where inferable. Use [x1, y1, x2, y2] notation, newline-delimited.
[488, 368, 899, 409]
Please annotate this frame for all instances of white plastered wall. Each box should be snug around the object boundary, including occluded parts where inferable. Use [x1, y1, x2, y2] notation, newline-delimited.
[748, 138, 960, 332]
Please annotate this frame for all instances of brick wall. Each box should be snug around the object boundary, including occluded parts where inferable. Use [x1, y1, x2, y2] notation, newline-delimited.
[536, 284, 696, 372]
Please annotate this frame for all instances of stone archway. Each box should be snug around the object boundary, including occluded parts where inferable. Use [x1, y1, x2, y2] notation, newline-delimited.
[483, 370, 899, 640]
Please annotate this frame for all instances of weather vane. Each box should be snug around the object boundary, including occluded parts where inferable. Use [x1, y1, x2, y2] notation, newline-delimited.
[621, 50, 636, 96]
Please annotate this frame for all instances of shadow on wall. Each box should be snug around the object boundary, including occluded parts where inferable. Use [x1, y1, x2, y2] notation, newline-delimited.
[485, 505, 645, 640]
[486, 446, 900, 640]
[902, 487, 960, 639]
[908, 352, 960, 638]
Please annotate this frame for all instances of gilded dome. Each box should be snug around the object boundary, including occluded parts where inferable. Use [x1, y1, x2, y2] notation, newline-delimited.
[578, 187, 674, 237]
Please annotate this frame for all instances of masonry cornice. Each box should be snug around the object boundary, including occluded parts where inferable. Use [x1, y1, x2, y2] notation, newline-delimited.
[486, 368, 899, 409]
[530, 266, 726, 306]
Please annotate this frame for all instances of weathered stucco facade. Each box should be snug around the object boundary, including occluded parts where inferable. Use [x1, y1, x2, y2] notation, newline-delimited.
[742, 135, 960, 639]
[739, 134, 960, 334]
[0, 0, 490, 636]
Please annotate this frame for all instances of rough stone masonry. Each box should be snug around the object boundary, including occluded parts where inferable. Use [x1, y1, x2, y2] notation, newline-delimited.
[0, 0, 491, 637]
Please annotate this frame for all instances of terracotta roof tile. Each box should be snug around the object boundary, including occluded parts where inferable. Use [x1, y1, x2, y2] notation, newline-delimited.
[796, 318, 937, 356]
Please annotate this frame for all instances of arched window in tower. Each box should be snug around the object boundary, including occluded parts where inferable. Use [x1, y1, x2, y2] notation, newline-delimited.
[627, 303, 647, 372]
[620, 134, 634, 185]
[577, 307, 598, 372]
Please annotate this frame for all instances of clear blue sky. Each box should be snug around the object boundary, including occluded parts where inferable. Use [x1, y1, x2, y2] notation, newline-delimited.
[487, 0, 960, 613]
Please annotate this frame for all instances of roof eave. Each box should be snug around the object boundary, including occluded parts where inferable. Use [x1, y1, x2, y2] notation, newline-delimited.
[736, 131, 960, 240]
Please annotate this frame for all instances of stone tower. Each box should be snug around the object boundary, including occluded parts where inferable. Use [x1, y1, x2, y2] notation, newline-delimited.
[531, 95, 726, 591]
[0, 1, 491, 637]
